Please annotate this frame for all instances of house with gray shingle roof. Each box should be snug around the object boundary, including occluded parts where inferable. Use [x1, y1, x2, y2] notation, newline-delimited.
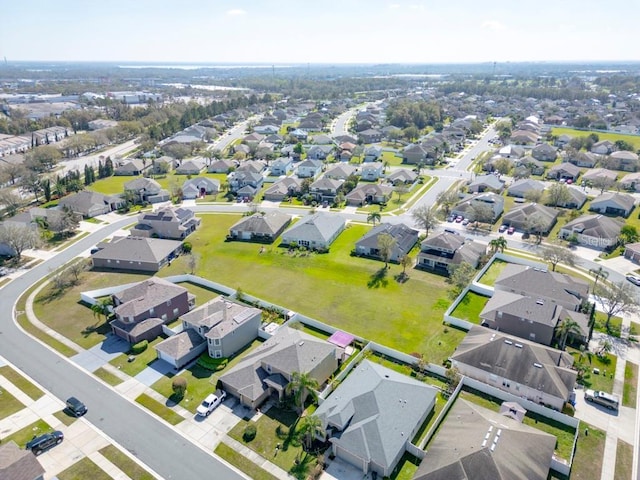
[589, 192, 636, 218]
[546, 162, 581, 182]
[557, 186, 587, 209]
[270, 157, 294, 176]
[355, 222, 419, 263]
[296, 159, 323, 178]
[316, 360, 437, 478]
[58, 190, 124, 218]
[414, 399, 556, 480]
[182, 177, 220, 199]
[345, 184, 393, 206]
[207, 159, 235, 173]
[451, 326, 577, 410]
[310, 177, 343, 203]
[531, 143, 557, 162]
[281, 213, 346, 250]
[467, 174, 505, 193]
[360, 162, 384, 181]
[228, 212, 292, 243]
[114, 158, 150, 176]
[324, 163, 358, 180]
[451, 192, 504, 222]
[175, 158, 206, 175]
[219, 326, 339, 409]
[502, 203, 558, 233]
[91, 236, 183, 272]
[123, 177, 170, 204]
[363, 145, 383, 162]
[386, 168, 418, 185]
[307, 145, 334, 161]
[0, 441, 45, 480]
[263, 177, 302, 202]
[130, 206, 200, 240]
[506, 179, 545, 199]
[559, 214, 624, 249]
[417, 232, 486, 273]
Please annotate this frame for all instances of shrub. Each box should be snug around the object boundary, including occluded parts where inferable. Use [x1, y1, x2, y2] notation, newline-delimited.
[243, 424, 257, 442]
[182, 241, 193, 253]
[197, 354, 228, 371]
[562, 402, 575, 416]
[172, 376, 187, 398]
[130, 340, 148, 355]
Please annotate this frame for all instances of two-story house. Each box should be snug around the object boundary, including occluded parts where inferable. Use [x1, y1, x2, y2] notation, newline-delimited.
[130, 207, 201, 240]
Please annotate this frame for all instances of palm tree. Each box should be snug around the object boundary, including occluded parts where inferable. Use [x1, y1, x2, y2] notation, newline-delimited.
[367, 211, 381, 226]
[597, 338, 613, 357]
[91, 298, 113, 323]
[589, 266, 609, 291]
[297, 415, 323, 450]
[285, 371, 319, 415]
[489, 236, 507, 254]
[555, 317, 582, 351]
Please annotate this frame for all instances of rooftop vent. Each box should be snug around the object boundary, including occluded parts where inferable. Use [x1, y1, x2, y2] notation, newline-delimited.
[536, 299, 544, 305]
[299, 341, 305, 346]
[504, 340, 513, 345]
[515, 343, 523, 348]
[533, 362, 543, 368]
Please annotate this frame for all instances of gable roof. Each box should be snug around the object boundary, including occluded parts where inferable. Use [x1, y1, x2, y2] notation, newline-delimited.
[230, 212, 291, 236]
[0, 441, 45, 480]
[264, 177, 302, 196]
[581, 168, 618, 182]
[356, 222, 419, 253]
[92, 236, 182, 264]
[503, 203, 558, 226]
[468, 174, 504, 190]
[181, 296, 261, 339]
[316, 360, 436, 473]
[282, 213, 346, 243]
[561, 214, 624, 240]
[58, 190, 122, 215]
[114, 277, 188, 317]
[414, 399, 556, 480]
[480, 290, 561, 328]
[386, 169, 418, 183]
[451, 326, 576, 400]
[590, 192, 635, 211]
[507, 179, 545, 196]
[345, 184, 393, 203]
[124, 177, 162, 192]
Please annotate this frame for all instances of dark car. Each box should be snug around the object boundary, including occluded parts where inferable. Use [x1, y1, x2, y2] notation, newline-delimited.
[26, 430, 64, 455]
[66, 396, 87, 417]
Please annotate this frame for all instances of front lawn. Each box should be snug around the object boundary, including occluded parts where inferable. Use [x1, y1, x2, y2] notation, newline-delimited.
[571, 350, 616, 392]
[151, 364, 217, 414]
[135, 393, 184, 425]
[109, 337, 166, 377]
[615, 440, 633, 480]
[0, 419, 52, 446]
[569, 423, 605, 480]
[0, 366, 44, 400]
[449, 291, 490, 323]
[99, 445, 157, 480]
[593, 312, 623, 337]
[623, 362, 638, 408]
[0, 389, 24, 420]
[477, 258, 509, 286]
[58, 457, 112, 480]
[93, 367, 124, 386]
[215, 443, 279, 480]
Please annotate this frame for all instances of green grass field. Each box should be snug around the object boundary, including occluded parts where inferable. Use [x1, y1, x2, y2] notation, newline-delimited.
[58, 457, 112, 480]
[0, 366, 44, 400]
[99, 445, 157, 480]
[615, 440, 634, 480]
[477, 259, 508, 286]
[570, 423, 606, 480]
[0, 389, 24, 420]
[623, 362, 638, 408]
[215, 443, 279, 480]
[551, 127, 640, 151]
[135, 393, 184, 425]
[0, 419, 52, 447]
[449, 292, 490, 323]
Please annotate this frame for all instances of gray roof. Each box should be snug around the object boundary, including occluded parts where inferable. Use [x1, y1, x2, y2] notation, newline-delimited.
[590, 192, 636, 211]
[507, 179, 545, 196]
[175, 159, 205, 173]
[356, 222, 419, 255]
[58, 190, 122, 215]
[420, 232, 485, 266]
[611, 150, 639, 161]
[480, 290, 560, 328]
[181, 296, 261, 339]
[324, 164, 357, 179]
[183, 176, 220, 190]
[414, 399, 556, 480]
[548, 162, 580, 176]
[282, 213, 346, 244]
[451, 326, 576, 400]
[0, 441, 46, 480]
[219, 326, 338, 403]
[114, 277, 188, 318]
[310, 177, 343, 191]
[124, 177, 162, 192]
[561, 214, 624, 240]
[503, 203, 558, 228]
[155, 328, 206, 359]
[92, 236, 182, 264]
[582, 168, 618, 182]
[386, 169, 418, 183]
[230, 212, 291, 236]
[345, 184, 393, 203]
[316, 360, 436, 473]
[468, 174, 505, 190]
[264, 177, 302, 196]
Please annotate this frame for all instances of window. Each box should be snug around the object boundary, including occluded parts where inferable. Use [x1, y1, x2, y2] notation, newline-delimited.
[161, 314, 167, 321]
[149, 307, 155, 316]
[166, 299, 172, 306]
[529, 333, 536, 340]
[173, 308, 179, 316]
[213, 338, 221, 346]
[214, 350, 222, 359]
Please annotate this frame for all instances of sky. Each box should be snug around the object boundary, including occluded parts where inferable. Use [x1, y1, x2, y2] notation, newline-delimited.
[2, 0, 639, 64]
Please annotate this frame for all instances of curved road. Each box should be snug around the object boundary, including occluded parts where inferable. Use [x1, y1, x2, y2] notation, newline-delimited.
[1, 218, 245, 480]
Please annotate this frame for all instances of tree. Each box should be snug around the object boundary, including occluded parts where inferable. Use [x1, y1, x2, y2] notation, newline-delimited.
[493, 158, 512, 175]
[468, 202, 494, 229]
[589, 265, 609, 290]
[412, 205, 440, 237]
[42, 178, 51, 202]
[67, 260, 87, 284]
[400, 254, 413, 276]
[20, 171, 43, 202]
[0, 224, 40, 259]
[171, 377, 187, 399]
[447, 262, 476, 299]
[555, 317, 582, 351]
[545, 183, 571, 207]
[25, 145, 62, 172]
[48, 206, 80, 236]
[91, 297, 112, 323]
[187, 253, 199, 275]
[541, 244, 577, 272]
[595, 281, 639, 332]
[0, 189, 24, 217]
[436, 189, 459, 216]
[591, 176, 615, 194]
[0, 163, 26, 186]
[489, 236, 507, 254]
[620, 224, 639, 245]
[597, 338, 613, 357]
[377, 233, 397, 269]
[394, 185, 409, 204]
[285, 371, 319, 415]
[525, 213, 548, 244]
[523, 189, 543, 203]
[367, 211, 381, 226]
[445, 366, 461, 396]
[297, 415, 322, 450]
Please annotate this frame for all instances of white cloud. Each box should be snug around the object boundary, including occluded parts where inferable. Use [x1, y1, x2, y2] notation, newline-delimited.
[227, 9, 246, 16]
[409, 4, 425, 10]
[482, 20, 506, 31]
[388, 3, 401, 9]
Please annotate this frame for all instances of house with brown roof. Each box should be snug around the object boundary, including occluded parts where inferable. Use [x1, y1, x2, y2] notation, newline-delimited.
[0, 441, 45, 480]
[416, 232, 486, 273]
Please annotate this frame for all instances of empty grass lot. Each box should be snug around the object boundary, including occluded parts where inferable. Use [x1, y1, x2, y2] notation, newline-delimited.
[623, 362, 638, 408]
[0, 366, 44, 400]
[162, 214, 462, 364]
[449, 291, 490, 323]
[99, 445, 157, 480]
[58, 457, 112, 480]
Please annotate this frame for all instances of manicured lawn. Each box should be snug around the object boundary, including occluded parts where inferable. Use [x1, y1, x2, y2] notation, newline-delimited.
[570, 422, 606, 480]
[388, 452, 421, 480]
[58, 457, 112, 480]
[0, 366, 44, 400]
[0, 389, 24, 419]
[0, 419, 52, 446]
[135, 393, 184, 425]
[551, 127, 640, 151]
[593, 311, 623, 336]
[93, 367, 124, 386]
[623, 362, 638, 408]
[110, 337, 166, 377]
[99, 445, 157, 480]
[151, 364, 217, 414]
[53, 410, 79, 426]
[89, 172, 230, 198]
[449, 291, 490, 323]
[477, 258, 508, 286]
[162, 214, 459, 364]
[629, 321, 640, 339]
[571, 351, 617, 392]
[381, 150, 404, 166]
[615, 440, 633, 480]
[215, 443, 279, 480]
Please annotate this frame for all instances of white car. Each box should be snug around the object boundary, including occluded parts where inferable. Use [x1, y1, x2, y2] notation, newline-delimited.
[626, 275, 640, 286]
[196, 390, 227, 417]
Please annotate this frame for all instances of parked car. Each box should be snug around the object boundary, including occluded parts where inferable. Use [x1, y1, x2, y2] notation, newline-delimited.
[626, 274, 640, 286]
[507, 226, 515, 234]
[196, 390, 227, 417]
[498, 224, 508, 233]
[65, 396, 87, 417]
[26, 431, 64, 455]
[461, 218, 470, 226]
[584, 389, 619, 411]
[455, 216, 463, 223]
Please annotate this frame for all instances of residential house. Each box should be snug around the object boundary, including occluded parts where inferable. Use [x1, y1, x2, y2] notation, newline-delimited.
[506, 179, 545, 198]
[417, 232, 486, 272]
[263, 177, 302, 201]
[345, 184, 393, 206]
[238, 160, 267, 174]
[480, 290, 589, 346]
[232, 143, 251, 156]
[450, 326, 577, 411]
[243, 132, 265, 145]
[151, 155, 174, 175]
[467, 174, 505, 193]
[451, 192, 504, 222]
[324, 163, 358, 181]
[502, 203, 558, 233]
[110, 277, 194, 343]
[311, 134, 333, 145]
[355, 222, 419, 263]
[624, 242, 640, 263]
[531, 143, 557, 162]
[360, 162, 384, 181]
[0, 441, 45, 480]
[228, 170, 264, 198]
[291, 128, 309, 141]
[510, 130, 538, 145]
[219, 326, 339, 409]
[175, 159, 206, 175]
[124, 177, 170, 203]
[609, 150, 639, 172]
[498, 145, 525, 159]
[546, 163, 581, 182]
[386, 168, 418, 185]
[58, 190, 124, 218]
[207, 159, 235, 173]
[495, 264, 589, 311]
[619, 172, 640, 192]
[253, 125, 279, 135]
[566, 151, 598, 168]
[270, 157, 294, 176]
[581, 168, 618, 185]
[182, 177, 220, 199]
[414, 400, 556, 480]
[296, 159, 323, 178]
[589, 192, 635, 217]
[130, 207, 200, 240]
[559, 214, 624, 249]
[514, 156, 545, 176]
[334, 134, 358, 145]
[91, 236, 183, 272]
[228, 212, 292, 243]
[114, 158, 150, 176]
[403, 144, 434, 165]
[316, 360, 437, 478]
[363, 145, 383, 162]
[558, 187, 588, 209]
[156, 296, 262, 369]
[591, 140, 615, 155]
[359, 128, 383, 143]
[310, 178, 343, 203]
[281, 212, 346, 250]
[307, 145, 334, 161]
